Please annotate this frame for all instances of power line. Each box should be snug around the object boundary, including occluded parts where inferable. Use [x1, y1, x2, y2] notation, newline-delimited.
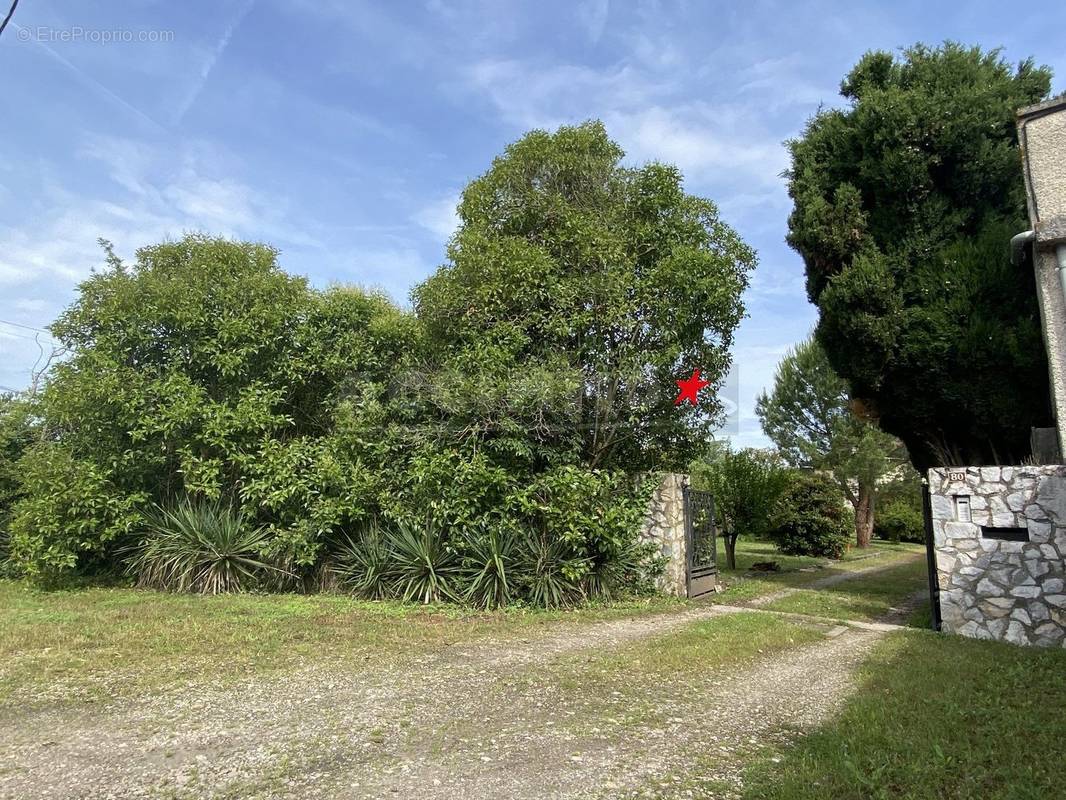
[0, 318, 53, 336]
[0, 320, 62, 347]
[0, 0, 19, 39]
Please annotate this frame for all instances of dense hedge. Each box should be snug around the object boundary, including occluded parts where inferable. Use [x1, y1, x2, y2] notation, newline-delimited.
[2, 122, 754, 604]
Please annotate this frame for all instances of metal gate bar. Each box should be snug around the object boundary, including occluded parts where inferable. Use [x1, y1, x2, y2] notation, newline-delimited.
[683, 485, 718, 598]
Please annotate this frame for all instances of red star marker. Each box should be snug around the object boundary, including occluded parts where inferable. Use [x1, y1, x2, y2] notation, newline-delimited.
[675, 368, 710, 406]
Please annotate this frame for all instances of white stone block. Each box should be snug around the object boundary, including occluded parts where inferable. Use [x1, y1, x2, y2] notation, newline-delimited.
[980, 467, 1002, 482]
[1005, 621, 1031, 646]
[957, 620, 981, 638]
[1028, 519, 1052, 542]
[985, 617, 1008, 638]
[1011, 585, 1042, 598]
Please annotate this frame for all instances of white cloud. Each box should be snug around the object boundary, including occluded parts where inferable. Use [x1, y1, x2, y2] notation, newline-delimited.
[0, 135, 321, 288]
[464, 59, 788, 189]
[413, 192, 461, 242]
[79, 136, 157, 197]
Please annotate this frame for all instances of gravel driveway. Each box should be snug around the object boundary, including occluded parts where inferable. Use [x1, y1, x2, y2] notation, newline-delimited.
[1, 602, 886, 800]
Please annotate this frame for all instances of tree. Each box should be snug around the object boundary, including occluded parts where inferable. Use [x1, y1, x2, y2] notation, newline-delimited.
[10, 235, 417, 576]
[757, 337, 909, 548]
[787, 43, 1053, 470]
[690, 445, 792, 570]
[413, 121, 756, 473]
[0, 393, 35, 551]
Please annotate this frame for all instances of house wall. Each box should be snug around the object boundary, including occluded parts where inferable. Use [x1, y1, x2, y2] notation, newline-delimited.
[929, 466, 1066, 647]
[1018, 97, 1066, 447]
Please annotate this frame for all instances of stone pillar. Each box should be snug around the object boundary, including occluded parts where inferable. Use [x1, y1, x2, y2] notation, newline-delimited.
[639, 473, 688, 596]
[1018, 98, 1066, 448]
[928, 466, 1066, 648]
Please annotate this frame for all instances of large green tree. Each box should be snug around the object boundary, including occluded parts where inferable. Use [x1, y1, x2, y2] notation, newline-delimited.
[757, 337, 910, 548]
[787, 43, 1053, 470]
[414, 121, 756, 472]
[10, 236, 417, 575]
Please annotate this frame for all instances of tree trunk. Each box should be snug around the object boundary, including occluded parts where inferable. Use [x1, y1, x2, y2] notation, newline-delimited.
[855, 480, 874, 548]
[724, 534, 738, 571]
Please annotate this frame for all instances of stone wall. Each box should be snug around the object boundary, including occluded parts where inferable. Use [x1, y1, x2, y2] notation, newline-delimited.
[639, 473, 688, 596]
[929, 466, 1066, 648]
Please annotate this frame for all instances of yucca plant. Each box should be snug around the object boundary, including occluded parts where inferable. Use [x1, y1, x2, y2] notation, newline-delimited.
[584, 538, 657, 601]
[383, 520, 459, 604]
[125, 498, 277, 594]
[517, 535, 584, 609]
[333, 525, 393, 600]
[461, 527, 517, 609]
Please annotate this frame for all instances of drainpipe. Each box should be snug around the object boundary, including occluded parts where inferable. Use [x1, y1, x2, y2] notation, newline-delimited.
[1012, 233, 1066, 346]
[1010, 229, 1035, 267]
[1058, 244, 1066, 310]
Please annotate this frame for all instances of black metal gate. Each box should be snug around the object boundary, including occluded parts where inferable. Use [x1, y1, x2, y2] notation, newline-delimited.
[683, 486, 718, 598]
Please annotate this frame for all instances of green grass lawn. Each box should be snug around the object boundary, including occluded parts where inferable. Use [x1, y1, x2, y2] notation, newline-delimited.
[0, 579, 682, 709]
[711, 539, 926, 606]
[716, 539, 921, 577]
[736, 629, 1066, 800]
[760, 558, 930, 623]
[0, 539, 928, 709]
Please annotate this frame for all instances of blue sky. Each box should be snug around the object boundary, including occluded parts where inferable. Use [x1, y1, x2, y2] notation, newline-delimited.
[1, 1, 1063, 447]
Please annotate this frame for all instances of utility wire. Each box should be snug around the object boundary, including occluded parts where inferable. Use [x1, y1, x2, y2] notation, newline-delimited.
[0, 0, 20, 39]
[0, 318, 56, 337]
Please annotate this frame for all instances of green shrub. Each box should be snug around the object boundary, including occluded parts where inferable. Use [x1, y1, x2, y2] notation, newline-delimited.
[125, 499, 277, 594]
[383, 521, 460, 604]
[516, 534, 583, 608]
[771, 472, 852, 558]
[0, 394, 35, 539]
[875, 499, 925, 543]
[9, 236, 417, 578]
[333, 527, 392, 600]
[461, 527, 518, 609]
[11, 443, 146, 577]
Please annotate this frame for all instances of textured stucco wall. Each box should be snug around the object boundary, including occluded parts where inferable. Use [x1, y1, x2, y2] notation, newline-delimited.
[1019, 98, 1066, 446]
[1032, 246, 1066, 436]
[929, 466, 1066, 648]
[639, 473, 687, 596]
[1020, 99, 1066, 221]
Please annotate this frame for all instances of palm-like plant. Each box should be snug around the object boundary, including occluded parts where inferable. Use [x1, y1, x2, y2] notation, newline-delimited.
[126, 499, 276, 594]
[461, 527, 517, 609]
[333, 525, 392, 599]
[584, 538, 658, 601]
[383, 521, 459, 604]
[517, 535, 583, 609]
